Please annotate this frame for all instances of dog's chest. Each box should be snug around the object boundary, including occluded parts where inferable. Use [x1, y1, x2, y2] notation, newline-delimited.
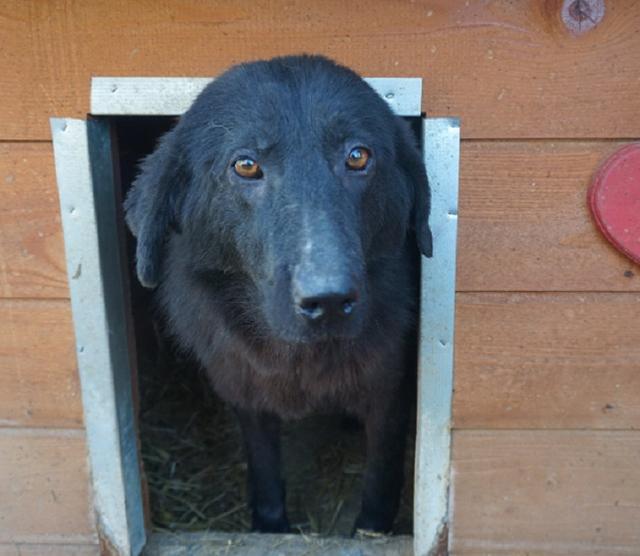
[206, 348, 370, 419]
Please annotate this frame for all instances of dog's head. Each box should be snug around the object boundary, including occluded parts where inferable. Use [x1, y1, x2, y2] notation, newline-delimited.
[125, 55, 431, 344]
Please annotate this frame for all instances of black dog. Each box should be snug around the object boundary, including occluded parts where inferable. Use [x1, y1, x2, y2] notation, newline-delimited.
[125, 55, 432, 534]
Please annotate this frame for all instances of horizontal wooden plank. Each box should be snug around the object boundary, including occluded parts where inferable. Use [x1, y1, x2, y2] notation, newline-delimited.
[0, 428, 95, 544]
[450, 430, 640, 555]
[453, 293, 640, 429]
[456, 141, 640, 292]
[4, 140, 639, 298]
[0, 143, 68, 298]
[0, 299, 83, 428]
[3, 1, 640, 140]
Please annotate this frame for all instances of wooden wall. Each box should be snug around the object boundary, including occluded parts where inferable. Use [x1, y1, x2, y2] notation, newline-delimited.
[1, 1, 638, 554]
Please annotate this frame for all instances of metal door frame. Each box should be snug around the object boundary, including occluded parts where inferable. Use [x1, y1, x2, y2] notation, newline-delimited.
[51, 76, 460, 556]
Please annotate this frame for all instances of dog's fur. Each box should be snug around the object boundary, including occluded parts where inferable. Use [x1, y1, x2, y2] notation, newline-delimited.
[125, 55, 431, 534]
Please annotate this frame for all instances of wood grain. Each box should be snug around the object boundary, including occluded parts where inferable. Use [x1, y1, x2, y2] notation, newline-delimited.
[450, 430, 640, 554]
[456, 141, 640, 292]
[2, 1, 640, 140]
[0, 143, 68, 299]
[453, 292, 640, 429]
[0, 428, 96, 544]
[0, 299, 83, 428]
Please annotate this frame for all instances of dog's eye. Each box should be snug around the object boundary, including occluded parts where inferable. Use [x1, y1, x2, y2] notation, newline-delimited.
[346, 147, 371, 171]
[233, 157, 263, 179]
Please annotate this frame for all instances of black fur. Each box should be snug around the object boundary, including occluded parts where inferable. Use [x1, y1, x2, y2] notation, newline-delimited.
[125, 55, 432, 534]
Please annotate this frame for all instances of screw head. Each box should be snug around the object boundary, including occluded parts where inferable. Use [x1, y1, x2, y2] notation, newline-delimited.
[561, 0, 605, 34]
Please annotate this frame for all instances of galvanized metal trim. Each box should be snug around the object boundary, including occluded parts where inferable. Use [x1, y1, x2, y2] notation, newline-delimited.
[50, 118, 146, 556]
[414, 118, 461, 556]
[91, 77, 422, 116]
[60, 77, 454, 556]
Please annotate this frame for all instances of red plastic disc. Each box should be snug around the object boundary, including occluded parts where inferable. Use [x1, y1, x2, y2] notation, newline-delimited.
[588, 143, 640, 265]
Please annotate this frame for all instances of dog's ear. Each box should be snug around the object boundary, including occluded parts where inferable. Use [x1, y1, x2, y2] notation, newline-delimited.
[124, 128, 188, 288]
[396, 121, 433, 258]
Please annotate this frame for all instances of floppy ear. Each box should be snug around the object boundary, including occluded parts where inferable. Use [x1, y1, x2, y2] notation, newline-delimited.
[396, 121, 433, 258]
[124, 128, 188, 288]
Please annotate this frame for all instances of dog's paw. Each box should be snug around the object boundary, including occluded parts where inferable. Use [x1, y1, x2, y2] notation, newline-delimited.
[352, 512, 393, 537]
[252, 512, 291, 534]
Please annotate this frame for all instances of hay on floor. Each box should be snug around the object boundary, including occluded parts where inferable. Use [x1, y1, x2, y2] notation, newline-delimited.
[137, 339, 414, 536]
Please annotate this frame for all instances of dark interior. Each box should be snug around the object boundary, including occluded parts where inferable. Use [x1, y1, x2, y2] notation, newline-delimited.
[111, 116, 418, 536]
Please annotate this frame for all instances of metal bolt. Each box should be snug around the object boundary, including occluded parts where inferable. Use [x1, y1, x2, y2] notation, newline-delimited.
[561, 0, 605, 34]
[385, 92, 395, 100]
[569, 0, 591, 21]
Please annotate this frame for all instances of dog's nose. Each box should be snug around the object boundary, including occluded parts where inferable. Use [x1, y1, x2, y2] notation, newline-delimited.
[293, 269, 360, 322]
[296, 290, 359, 321]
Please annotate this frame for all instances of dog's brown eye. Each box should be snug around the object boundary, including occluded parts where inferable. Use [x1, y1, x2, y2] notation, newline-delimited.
[346, 147, 371, 171]
[233, 157, 263, 179]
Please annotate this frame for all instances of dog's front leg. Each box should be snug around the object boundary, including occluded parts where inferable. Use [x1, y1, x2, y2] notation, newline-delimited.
[235, 408, 290, 533]
[354, 382, 410, 535]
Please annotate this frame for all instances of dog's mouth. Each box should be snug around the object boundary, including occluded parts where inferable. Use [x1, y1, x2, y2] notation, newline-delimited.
[270, 319, 365, 345]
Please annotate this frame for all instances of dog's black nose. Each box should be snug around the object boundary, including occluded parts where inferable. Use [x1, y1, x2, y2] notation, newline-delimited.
[296, 291, 358, 321]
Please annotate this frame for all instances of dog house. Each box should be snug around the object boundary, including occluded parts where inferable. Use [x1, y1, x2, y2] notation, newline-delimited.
[50, 78, 460, 555]
[6, 3, 640, 556]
